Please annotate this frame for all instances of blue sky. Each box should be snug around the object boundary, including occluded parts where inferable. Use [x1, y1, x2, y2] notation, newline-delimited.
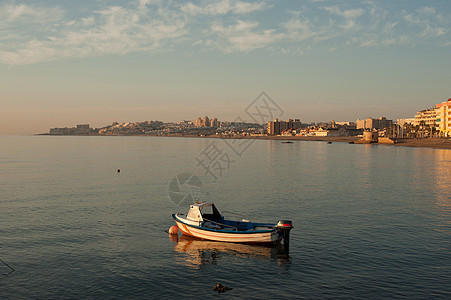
[0, 0, 450, 134]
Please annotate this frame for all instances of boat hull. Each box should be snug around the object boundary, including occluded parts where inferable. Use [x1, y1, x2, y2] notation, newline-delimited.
[173, 214, 281, 244]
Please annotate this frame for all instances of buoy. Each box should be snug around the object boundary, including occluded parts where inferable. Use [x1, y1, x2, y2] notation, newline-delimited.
[117, 169, 120, 173]
[169, 225, 178, 235]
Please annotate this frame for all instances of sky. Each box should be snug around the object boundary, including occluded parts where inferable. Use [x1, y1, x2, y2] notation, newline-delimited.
[0, 0, 450, 134]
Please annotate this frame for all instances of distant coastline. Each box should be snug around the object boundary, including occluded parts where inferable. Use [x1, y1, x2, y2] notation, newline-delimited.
[206, 135, 451, 150]
[37, 133, 451, 150]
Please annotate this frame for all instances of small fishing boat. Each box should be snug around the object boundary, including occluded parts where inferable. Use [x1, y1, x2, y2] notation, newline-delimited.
[172, 202, 293, 245]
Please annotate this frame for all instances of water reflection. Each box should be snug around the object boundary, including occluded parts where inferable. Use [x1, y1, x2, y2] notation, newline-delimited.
[430, 149, 451, 234]
[171, 235, 290, 269]
[431, 149, 451, 207]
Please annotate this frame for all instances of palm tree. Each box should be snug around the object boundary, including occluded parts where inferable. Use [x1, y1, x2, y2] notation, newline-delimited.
[425, 124, 431, 137]
[431, 126, 437, 138]
[406, 123, 413, 138]
[419, 121, 426, 138]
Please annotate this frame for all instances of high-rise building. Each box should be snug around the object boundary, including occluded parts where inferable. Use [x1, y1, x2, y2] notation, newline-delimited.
[414, 108, 439, 127]
[193, 116, 219, 127]
[267, 119, 302, 135]
[76, 124, 90, 134]
[203, 116, 210, 127]
[436, 98, 451, 137]
[210, 118, 218, 127]
[194, 117, 203, 127]
[49, 128, 63, 135]
[356, 119, 366, 130]
[268, 119, 283, 135]
[356, 117, 392, 130]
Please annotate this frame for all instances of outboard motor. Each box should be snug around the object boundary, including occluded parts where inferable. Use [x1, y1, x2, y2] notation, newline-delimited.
[276, 220, 293, 255]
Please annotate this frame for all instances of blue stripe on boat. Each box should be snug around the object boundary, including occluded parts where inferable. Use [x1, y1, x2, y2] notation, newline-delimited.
[172, 214, 277, 234]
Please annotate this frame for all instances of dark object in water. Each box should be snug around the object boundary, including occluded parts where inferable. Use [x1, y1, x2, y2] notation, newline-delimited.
[117, 169, 121, 173]
[327, 141, 332, 144]
[349, 141, 354, 144]
[281, 141, 294, 144]
[213, 282, 232, 293]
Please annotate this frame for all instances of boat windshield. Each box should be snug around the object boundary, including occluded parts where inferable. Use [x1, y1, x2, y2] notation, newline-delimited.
[200, 204, 222, 221]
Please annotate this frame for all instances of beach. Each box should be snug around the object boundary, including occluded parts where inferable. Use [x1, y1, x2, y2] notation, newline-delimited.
[209, 136, 451, 150]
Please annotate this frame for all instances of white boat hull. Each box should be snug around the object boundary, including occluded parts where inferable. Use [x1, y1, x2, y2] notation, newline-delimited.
[174, 216, 281, 244]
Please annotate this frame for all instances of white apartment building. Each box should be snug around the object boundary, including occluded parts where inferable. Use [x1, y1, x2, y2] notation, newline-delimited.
[436, 98, 451, 137]
[414, 108, 439, 128]
[396, 118, 415, 126]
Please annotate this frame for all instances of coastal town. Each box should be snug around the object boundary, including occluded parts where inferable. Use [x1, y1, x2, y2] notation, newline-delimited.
[46, 98, 451, 148]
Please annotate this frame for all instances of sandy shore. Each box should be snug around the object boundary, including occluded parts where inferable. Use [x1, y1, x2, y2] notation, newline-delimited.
[39, 133, 450, 150]
[389, 138, 451, 149]
[205, 135, 451, 150]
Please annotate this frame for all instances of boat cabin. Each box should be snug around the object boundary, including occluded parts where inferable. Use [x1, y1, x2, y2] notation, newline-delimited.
[186, 202, 223, 222]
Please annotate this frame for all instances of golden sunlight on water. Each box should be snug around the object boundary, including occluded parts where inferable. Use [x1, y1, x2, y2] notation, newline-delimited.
[172, 235, 280, 269]
[1, 136, 450, 299]
[431, 149, 451, 206]
[431, 150, 451, 234]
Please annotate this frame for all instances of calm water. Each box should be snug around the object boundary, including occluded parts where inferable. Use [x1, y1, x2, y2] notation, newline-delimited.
[0, 136, 450, 299]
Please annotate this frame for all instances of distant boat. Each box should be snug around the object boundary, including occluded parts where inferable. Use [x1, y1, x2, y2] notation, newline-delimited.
[281, 141, 294, 144]
[172, 202, 293, 245]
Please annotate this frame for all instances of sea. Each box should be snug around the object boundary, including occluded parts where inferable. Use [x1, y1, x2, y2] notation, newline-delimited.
[0, 135, 449, 299]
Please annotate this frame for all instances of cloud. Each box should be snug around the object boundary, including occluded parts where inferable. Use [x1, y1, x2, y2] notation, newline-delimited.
[403, 8, 449, 40]
[0, 3, 65, 43]
[321, 2, 451, 49]
[417, 7, 435, 15]
[383, 22, 398, 34]
[0, 2, 186, 65]
[283, 16, 335, 42]
[323, 6, 364, 19]
[210, 21, 283, 52]
[0, 3, 64, 24]
[0, 0, 450, 66]
[322, 6, 364, 31]
[404, 13, 420, 25]
[181, 0, 267, 16]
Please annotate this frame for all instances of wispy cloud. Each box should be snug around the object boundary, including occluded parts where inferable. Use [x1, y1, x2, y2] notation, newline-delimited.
[0, 2, 186, 65]
[323, 6, 364, 19]
[322, 6, 364, 31]
[0, 3, 64, 24]
[417, 6, 435, 15]
[210, 21, 282, 52]
[403, 6, 449, 40]
[283, 15, 335, 43]
[322, 2, 451, 49]
[181, 0, 268, 16]
[0, 1, 450, 66]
